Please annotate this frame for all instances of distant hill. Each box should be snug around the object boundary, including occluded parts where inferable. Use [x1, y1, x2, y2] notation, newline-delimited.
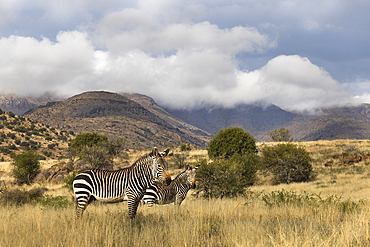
[286, 104, 370, 141]
[0, 110, 74, 162]
[122, 93, 212, 143]
[164, 103, 370, 141]
[24, 91, 209, 149]
[2, 92, 370, 144]
[0, 94, 61, 116]
[164, 103, 299, 140]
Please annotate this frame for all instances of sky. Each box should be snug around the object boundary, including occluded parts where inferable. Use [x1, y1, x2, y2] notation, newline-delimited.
[1, 0, 370, 112]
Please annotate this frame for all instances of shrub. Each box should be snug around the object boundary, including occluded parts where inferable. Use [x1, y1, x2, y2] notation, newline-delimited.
[207, 127, 256, 159]
[63, 171, 76, 191]
[0, 188, 71, 208]
[69, 132, 109, 153]
[195, 154, 258, 198]
[267, 127, 294, 142]
[261, 143, 314, 184]
[38, 195, 71, 208]
[0, 187, 45, 206]
[11, 150, 41, 185]
[180, 143, 192, 151]
[172, 152, 189, 168]
[81, 145, 113, 169]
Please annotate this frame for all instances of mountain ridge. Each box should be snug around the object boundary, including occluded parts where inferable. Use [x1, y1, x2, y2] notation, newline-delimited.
[23, 91, 209, 149]
[1, 92, 370, 144]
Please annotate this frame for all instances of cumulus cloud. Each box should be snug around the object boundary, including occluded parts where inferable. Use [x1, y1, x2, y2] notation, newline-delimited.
[1, 0, 370, 112]
[0, 31, 96, 96]
[0, 29, 364, 112]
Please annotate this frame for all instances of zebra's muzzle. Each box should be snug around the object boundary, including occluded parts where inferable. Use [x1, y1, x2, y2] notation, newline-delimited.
[164, 176, 172, 186]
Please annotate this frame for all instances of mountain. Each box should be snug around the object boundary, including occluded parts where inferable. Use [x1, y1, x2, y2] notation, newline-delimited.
[2, 92, 370, 144]
[23, 91, 209, 149]
[164, 103, 300, 141]
[0, 110, 74, 162]
[0, 94, 61, 116]
[164, 103, 370, 141]
[286, 104, 370, 141]
[122, 93, 212, 143]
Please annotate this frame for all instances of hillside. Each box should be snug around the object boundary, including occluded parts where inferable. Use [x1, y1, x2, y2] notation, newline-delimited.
[24, 91, 209, 149]
[164, 103, 299, 140]
[122, 93, 212, 143]
[0, 94, 61, 116]
[164, 103, 370, 141]
[0, 110, 74, 162]
[2, 92, 370, 143]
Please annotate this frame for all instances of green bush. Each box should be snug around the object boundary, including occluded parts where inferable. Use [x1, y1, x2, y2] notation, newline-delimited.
[261, 189, 366, 213]
[180, 143, 193, 151]
[261, 143, 314, 184]
[0, 188, 71, 208]
[195, 154, 258, 198]
[38, 195, 71, 208]
[0, 187, 45, 206]
[69, 132, 109, 153]
[207, 127, 256, 159]
[63, 171, 76, 191]
[11, 150, 41, 185]
[69, 133, 124, 168]
[267, 127, 294, 142]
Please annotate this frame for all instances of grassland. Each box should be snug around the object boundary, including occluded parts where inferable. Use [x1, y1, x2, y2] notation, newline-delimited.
[1, 140, 370, 246]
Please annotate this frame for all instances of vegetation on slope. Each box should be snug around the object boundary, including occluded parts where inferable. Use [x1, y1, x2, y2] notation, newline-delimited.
[0, 109, 74, 162]
[24, 91, 208, 149]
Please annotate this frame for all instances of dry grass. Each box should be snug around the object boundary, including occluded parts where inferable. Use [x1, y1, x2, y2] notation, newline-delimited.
[1, 140, 370, 246]
[0, 195, 369, 246]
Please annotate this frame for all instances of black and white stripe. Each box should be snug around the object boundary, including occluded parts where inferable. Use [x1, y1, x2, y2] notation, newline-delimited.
[73, 147, 171, 219]
[141, 165, 199, 207]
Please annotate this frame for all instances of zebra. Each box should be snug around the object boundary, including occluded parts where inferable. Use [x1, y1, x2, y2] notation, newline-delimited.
[141, 164, 200, 207]
[73, 147, 172, 219]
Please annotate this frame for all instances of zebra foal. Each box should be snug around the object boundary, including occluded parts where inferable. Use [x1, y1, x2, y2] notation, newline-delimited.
[73, 147, 171, 219]
[141, 165, 199, 207]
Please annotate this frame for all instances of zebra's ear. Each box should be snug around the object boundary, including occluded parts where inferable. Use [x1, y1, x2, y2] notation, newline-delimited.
[161, 148, 170, 157]
[185, 164, 190, 170]
[152, 147, 159, 156]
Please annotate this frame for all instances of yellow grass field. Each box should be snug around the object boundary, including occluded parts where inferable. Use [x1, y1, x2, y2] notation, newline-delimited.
[1, 140, 370, 246]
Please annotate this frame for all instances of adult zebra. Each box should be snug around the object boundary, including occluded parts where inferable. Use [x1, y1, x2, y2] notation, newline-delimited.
[73, 147, 171, 219]
[141, 165, 199, 207]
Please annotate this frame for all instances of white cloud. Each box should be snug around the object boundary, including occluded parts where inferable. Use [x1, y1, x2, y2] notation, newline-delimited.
[0, 31, 95, 96]
[0, 29, 364, 112]
[1, 0, 370, 112]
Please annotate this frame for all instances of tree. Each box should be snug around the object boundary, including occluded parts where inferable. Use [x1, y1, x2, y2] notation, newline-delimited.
[172, 152, 189, 169]
[11, 150, 41, 185]
[267, 127, 294, 142]
[207, 127, 256, 159]
[81, 145, 112, 170]
[261, 143, 314, 184]
[69, 133, 125, 169]
[69, 132, 109, 153]
[195, 153, 258, 198]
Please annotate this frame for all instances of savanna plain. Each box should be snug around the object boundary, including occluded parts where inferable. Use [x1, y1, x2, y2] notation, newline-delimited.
[2, 140, 370, 246]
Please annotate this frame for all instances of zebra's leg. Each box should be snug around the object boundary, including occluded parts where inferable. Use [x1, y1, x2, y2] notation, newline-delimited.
[127, 196, 141, 219]
[75, 194, 91, 219]
[146, 198, 155, 208]
[174, 195, 184, 206]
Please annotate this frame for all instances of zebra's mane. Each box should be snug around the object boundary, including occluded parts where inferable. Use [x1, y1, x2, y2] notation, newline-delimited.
[130, 151, 155, 168]
[173, 169, 187, 180]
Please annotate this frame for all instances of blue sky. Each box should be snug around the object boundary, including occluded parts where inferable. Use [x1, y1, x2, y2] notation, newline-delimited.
[1, 0, 370, 111]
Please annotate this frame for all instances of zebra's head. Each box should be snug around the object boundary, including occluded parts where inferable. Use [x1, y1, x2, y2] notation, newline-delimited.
[184, 164, 200, 189]
[152, 147, 172, 186]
